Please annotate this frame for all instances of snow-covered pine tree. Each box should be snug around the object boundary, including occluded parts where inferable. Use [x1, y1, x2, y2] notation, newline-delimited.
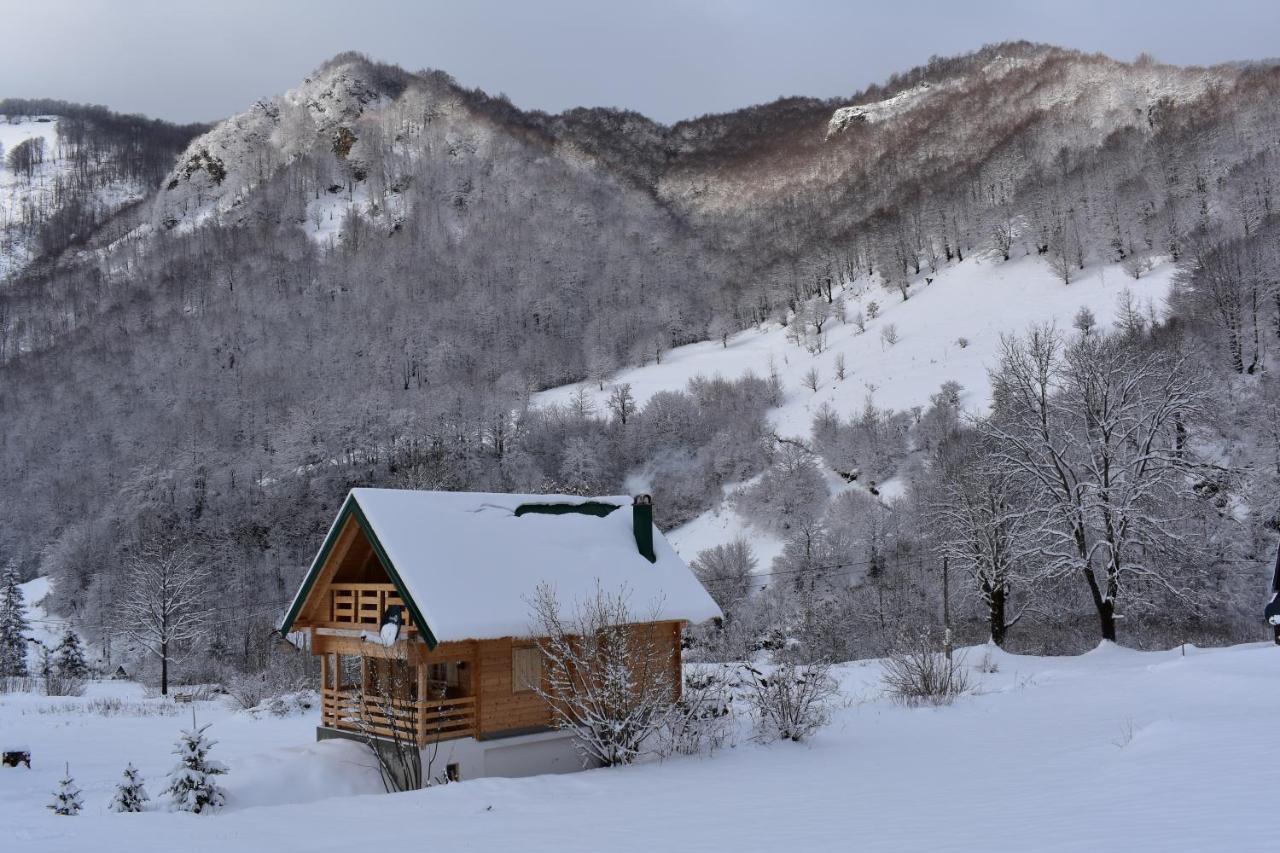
[163, 717, 227, 813]
[109, 762, 150, 813]
[0, 562, 29, 677]
[54, 629, 89, 680]
[48, 764, 83, 815]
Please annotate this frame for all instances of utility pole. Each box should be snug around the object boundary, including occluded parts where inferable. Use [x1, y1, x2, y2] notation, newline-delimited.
[942, 555, 953, 662]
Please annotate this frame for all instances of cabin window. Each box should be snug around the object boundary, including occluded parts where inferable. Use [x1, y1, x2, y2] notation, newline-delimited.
[512, 645, 542, 693]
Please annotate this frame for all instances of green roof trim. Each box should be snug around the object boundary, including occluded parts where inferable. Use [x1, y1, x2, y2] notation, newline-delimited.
[513, 500, 621, 518]
[278, 494, 440, 650]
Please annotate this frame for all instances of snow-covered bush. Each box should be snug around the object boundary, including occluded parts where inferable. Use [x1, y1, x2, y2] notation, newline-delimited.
[48, 764, 83, 815]
[881, 629, 971, 706]
[224, 652, 311, 710]
[109, 763, 149, 813]
[163, 720, 228, 813]
[39, 644, 86, 697]
[241, 689, 317, 719]
[661, 664, 737, 756]
[531, 583, 676, 767]
[741, 660, 840, 742]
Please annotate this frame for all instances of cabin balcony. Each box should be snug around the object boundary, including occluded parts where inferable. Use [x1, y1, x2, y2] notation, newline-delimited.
[318, 582, 417, 635]
[320, 688, 477, 745]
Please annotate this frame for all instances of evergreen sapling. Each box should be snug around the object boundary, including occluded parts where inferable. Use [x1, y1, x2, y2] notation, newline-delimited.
[48, 763, 83, 815]
[109, 762, 150, 813]
[54, 629, 89, 680]
[163, 714, 228, 813]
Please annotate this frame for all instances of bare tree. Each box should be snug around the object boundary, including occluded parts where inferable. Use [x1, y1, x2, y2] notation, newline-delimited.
[606, 383, 635, 425]
[120, 537, 210, 695]
[530, 583, 676, 767]
[983, 325, 1211, 642]
[691, 538, 758, 616]
[932, 442, 1046, 646]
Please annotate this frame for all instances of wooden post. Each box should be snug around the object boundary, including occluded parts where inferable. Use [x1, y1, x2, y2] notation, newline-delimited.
[416, 663, 427, 746]
[471, 640, 481, 740]
[319, 653, 329, 727]
[672, 622, 683, 701]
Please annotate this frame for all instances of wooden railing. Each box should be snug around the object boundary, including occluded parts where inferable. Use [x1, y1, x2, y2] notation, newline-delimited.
[324, 583, 416, 634]
[321, 687, 476, 745]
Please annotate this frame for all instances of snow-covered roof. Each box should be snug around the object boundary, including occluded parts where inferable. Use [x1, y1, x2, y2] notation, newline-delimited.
[283, 488, 722, 644]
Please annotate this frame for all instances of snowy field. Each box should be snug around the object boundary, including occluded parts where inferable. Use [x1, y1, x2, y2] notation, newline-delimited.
[3, 641, 1276, 852]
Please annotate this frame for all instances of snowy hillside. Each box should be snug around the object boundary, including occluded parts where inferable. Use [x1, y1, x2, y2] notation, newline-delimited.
[3, 642, 1276, 852]
[0, 116, 149, 280]
[536, 256, 1176, 564]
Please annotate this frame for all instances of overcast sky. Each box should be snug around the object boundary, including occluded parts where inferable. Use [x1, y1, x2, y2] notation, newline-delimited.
[4, 0, 1279, 125]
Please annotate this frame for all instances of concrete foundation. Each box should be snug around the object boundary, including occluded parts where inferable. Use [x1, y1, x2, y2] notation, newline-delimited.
[317, 726, 592, 782]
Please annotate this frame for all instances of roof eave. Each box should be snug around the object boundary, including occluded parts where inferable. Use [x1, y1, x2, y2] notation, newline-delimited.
[278, 492, 440, 650]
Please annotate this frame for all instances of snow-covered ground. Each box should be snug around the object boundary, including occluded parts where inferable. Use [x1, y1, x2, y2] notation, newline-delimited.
[3, 640, 1276, 852]
[536, 254, 1176, 564]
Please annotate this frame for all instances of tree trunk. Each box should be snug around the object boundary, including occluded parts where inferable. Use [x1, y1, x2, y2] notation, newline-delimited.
[161, 638, 168, 696]
[1082, 566, 1118, 642]
[989, 584, 1008, 647]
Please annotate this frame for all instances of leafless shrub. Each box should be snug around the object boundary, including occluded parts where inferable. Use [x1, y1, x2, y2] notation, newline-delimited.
[741, 660, 840, 742]
[0, 675, 37, 693]
[1113, 717, 1136, 748]
[531, 583, 676, 767]
[660, 664, 737, 756]
[355, 650, 426, 792]
[225, 651, 312, 710]
[881, 629, 971, 706]
[26, 697, 179, 717]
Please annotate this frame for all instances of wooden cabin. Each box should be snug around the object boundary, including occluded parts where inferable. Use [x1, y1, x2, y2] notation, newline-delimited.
[279, 488, 721, 779]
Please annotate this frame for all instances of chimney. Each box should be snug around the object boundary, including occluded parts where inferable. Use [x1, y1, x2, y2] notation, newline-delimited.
[632, 495, 656, 563]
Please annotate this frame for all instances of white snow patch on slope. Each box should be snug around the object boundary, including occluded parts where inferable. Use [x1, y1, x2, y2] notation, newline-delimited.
[538, 255, 1175, 436]
[537, 255, 1174, 563]
[17, 576, 65, 672]
[828, 82, 935, 134]
[0, 117, 149, 280]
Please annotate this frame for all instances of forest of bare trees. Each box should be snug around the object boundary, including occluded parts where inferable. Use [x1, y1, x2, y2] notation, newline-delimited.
[2, 42, 1280, 691]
